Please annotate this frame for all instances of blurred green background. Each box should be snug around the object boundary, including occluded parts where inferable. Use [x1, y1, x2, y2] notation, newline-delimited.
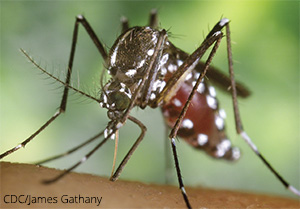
[1, 1, 299, 199]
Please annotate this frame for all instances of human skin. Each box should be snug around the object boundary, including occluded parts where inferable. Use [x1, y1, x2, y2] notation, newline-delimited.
[0, 162, 299, 208]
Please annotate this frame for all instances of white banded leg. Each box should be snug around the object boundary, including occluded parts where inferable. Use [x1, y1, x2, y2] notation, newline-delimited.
[225, 22, 300, 197]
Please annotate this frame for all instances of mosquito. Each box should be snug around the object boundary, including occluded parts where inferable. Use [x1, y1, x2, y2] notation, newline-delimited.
[1, 9, 299, 208]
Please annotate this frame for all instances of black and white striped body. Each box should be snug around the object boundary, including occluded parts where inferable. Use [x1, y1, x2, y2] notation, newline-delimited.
[100, 24, 240, 160]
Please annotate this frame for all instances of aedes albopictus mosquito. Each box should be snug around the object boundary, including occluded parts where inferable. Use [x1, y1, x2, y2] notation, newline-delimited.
[1, 9, 299, 208]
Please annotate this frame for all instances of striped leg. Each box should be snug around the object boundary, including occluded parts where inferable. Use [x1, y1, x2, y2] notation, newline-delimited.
[0, 15, 107, 160]
[225, 22, 300, 197]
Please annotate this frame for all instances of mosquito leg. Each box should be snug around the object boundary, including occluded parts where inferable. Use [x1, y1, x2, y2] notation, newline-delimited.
[1, 15, 107, 160]
[169, 33, 223, 140]
[225, 23, 300, 197]
[110, 116, 147, 182]
[121, 16, 129, 33]
[170, 138, 192, 209]
[60, 15, 107, 112]
[149, 9, 158, 28]
[34, 130, 104, 165]
[43, 128, 115, 184]
[165, 30, 223, 209]
[0, 110, 61, 159]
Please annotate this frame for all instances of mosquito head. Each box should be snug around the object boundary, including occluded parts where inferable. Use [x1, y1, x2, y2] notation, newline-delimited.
[99, 80, 131, 120]
[107, 26, 161, 86]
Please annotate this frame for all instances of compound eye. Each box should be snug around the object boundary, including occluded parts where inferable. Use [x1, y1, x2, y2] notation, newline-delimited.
[108, 66, 117, 76]
[110, 91, 131, 111]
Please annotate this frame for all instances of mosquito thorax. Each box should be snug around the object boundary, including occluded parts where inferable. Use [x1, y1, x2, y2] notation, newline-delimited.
[107, 26, 160, 87]
[99, 26, 162, 119]
[100, 26, 167, 115]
